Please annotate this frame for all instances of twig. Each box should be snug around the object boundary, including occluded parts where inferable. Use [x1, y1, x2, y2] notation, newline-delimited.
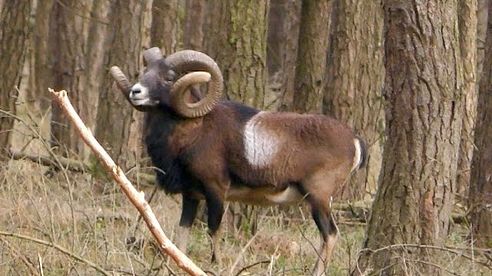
[0, 237, 39, 275]
[37, 253, 45, 276]
[409, 258, 461, 276]
[0, 231, 110, 275]
[234, 260, 271, 276]
[1, 104, 78, 249]
[358, 243, 492, 269]
[230, 230, 260, 275]
[49, 89, 206, 276]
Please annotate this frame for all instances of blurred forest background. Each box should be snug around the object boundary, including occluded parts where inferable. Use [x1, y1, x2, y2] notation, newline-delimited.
[1, 0, 491, 275]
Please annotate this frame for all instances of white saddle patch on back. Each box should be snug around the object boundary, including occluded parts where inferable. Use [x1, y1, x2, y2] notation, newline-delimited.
[244, 112, 280, 168]
[352, 138, 362, 171]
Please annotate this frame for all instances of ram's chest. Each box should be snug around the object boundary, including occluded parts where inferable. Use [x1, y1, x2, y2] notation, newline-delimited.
[144, 115, 203, 193]
[167, 121, 202, 155]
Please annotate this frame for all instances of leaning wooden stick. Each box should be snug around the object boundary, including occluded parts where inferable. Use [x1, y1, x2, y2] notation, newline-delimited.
[49, 88, 206, 276]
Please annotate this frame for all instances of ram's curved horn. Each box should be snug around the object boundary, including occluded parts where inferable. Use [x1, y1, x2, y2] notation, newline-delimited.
[143, 47, 163, 66]
[165, 50, 223, 118]
[109, 66, 146, 111]
[170, 71, 212, 116]
[110, 66, 132, 92]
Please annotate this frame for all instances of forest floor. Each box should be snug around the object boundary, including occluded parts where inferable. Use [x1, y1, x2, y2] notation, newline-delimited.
[0, 159, 490, 276]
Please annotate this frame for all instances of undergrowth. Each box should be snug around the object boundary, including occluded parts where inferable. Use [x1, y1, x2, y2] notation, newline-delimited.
[0, 159, 490, 275]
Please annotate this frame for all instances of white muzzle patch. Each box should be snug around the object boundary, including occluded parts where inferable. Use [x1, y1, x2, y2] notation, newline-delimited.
[243, 112, 280, 168]
[129, 83, 157, 106]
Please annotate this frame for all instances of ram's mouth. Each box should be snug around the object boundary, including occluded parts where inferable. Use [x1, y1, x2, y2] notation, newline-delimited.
[130, 98, 158, 106]
[129, 83, 158, 106]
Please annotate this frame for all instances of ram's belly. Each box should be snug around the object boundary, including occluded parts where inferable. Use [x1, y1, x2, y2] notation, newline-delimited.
[226, 185, 304, 205]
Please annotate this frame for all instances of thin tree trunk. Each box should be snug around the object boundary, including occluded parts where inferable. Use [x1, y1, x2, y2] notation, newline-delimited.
[456, 0, 478, 200]
[323, 0, 385, 200]
[0, 0, 32, 155]
[80, 0, 111, 131]
[205, 0, 269, 108]
[477, 0, 490, 83]
[202, 0, 270, 235]
[354, 1, 463, 275]
[30, 0, 54, 112]
[267, 0, 302, 111]
[49, 0, 93, 156]
[470, 0, 492, 249]
[292, 0, 331, 113]
[184, 0, 205, 51]
[151, 0, 180, 55]
[94, 0, 152, 170]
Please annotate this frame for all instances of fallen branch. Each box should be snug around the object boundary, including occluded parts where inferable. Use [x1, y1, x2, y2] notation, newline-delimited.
[7, 149, 88, 172]
[8, 149, 156, 185]
[0, 231, 110, 275]
[49, 89, 205, 276]
[331, 202, 468, 225]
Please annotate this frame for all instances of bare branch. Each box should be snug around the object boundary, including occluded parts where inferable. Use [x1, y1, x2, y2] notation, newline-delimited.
[48, 89, 206, 276]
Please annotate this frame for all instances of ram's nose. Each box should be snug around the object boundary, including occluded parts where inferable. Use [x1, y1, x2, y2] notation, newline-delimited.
[130, 83, 144, 98]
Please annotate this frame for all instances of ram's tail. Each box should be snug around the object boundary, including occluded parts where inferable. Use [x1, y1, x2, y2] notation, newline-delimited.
[351, 136, 367, 172]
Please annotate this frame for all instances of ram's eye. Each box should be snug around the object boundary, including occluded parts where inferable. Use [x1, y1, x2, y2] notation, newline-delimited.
[165, 70, 176, 81]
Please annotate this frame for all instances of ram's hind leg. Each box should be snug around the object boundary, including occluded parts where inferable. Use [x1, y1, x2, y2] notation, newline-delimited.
[310, 198, 339, 276]
[301, 168, 347, 276]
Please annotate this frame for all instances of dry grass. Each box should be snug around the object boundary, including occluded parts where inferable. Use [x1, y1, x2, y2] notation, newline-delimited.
[1, 160, 490, 276]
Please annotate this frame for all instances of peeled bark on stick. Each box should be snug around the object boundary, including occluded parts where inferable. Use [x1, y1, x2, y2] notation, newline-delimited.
[48, 89, 206, 276]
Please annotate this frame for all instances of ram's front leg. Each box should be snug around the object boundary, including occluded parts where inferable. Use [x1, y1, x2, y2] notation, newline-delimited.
[176, 195, 199, 253]
[203, 185, 226, 264]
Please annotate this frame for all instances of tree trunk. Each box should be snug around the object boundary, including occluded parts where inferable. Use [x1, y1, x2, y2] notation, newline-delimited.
[202, 0, 270, 234]
[267, 0, 301, 111]
[80, 0, 111, 129]
[151, 0, 180, 55]
[456, 0, 478, 200]
[323, 0, 385, 200]
[49, 0, 93, 156]
[477, 0, 490, 83]
[205, 0, 269, 108]
[0, 0, 31, 155]
[184, 0, 206, 51]
[354, 1, 463, 275]
[30, 0, 54, 112]
[69, 0, 111, 160]
[292, 0, 331, 113]
[94, 0, 152, 170]
[470, 0, 492, 249]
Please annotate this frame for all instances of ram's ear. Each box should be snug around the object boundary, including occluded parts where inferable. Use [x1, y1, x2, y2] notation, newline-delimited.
[143, 47, 163, 66]
[165, 70, 176, 81]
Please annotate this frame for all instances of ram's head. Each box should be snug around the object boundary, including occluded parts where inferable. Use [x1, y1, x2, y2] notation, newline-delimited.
[110, 48, 224, 118]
